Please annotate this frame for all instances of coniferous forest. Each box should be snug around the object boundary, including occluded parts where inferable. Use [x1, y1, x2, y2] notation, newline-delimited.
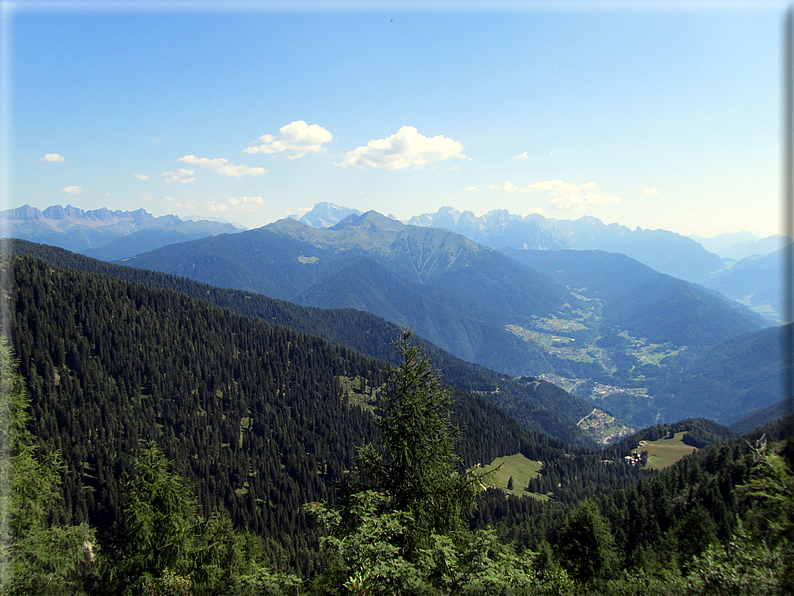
[1, 248, 792, 594]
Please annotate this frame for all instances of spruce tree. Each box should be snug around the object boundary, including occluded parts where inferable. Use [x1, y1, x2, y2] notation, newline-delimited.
[355, 329, 479, 551]
[0, 342, 96, 594]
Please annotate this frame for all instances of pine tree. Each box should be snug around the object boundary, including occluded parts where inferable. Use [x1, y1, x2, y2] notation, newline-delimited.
[354, 329, 479, 552]
[556, 500, 618, 583]
[0, 342, 96, 594]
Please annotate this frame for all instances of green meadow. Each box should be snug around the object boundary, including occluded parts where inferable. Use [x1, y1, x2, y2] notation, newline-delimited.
[633, 431, 697, 470]
[475, 453, 548, 500]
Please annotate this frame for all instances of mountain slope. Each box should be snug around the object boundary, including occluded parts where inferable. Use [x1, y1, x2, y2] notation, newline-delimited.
[701, 244, 789, 322]
[5, 239, 597, 446]
[118, 212, 577, 376]
[407, 206, 725, 284]
[5, 252, 661, 554]
[293, 257, 551, 373]
[502, 248, 768, 347]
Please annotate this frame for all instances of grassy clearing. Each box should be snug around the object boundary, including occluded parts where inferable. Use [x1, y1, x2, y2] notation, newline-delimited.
[339, 375, 382, 412]
[473, 453, 547, 500]
[632, 431, 697, 470]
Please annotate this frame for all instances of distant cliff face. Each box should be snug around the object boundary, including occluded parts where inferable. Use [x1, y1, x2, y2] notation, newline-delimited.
[0, 204, 237, 256]
[298, 202, 362, 228]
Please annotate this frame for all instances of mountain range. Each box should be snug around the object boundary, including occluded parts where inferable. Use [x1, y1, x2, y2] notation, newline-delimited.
[405, 205, 790, 323]
[14, 243, 781, 593]
[2, 203, 787, 431]
[0, 204, 242, 259]
[107, 209, 781, 428]
[691, 230, 789, 260]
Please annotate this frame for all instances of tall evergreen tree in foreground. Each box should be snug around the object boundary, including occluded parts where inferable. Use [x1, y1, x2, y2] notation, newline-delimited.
[306, 331, 548, 595]
[354, 329, 478, 547]
[0, 342, 96, 594]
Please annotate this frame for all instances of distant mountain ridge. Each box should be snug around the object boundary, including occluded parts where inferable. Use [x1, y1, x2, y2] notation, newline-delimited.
[406, 206, 725, 284]
[119, 210, 573, 375]
[299, 203, 786, 322]
[113, 209, 777, 428]
[0, 204, 242, 258]
[298, 203, 725, 283]
[691, 231, 789, 260]
[296, 202, 363, 228]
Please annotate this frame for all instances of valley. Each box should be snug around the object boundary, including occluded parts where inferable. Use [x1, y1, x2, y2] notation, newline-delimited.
[1, 207, 790, 594]
[7, 5, 790, 591]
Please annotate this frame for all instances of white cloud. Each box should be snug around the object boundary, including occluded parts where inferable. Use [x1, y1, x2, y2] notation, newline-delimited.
[644, 187, 659, 196]
[512, 152, 529, 161]
[163, 196, 194, 209]
[177, 155, 266, 178]
[465, 186, 480, 192]
[228, 196, 264, 206]
[489, 179, 621, 209]
[244, 120, 333, 158]
[163, 169, 196, 184]
[60, 185, 84, 194]
[204, 196, 264, 213]
[339, 126, 465, 170]
[132, 172, 149, 181]
[41, 153, 65, 162]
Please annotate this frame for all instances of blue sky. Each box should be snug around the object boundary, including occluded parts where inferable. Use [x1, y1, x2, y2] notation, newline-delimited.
[2, 1, 786, 237]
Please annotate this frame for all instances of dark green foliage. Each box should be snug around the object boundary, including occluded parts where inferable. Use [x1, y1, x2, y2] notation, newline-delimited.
[101, 444, 274, 595]
[672, 506, 718, 561]
[555, 500, 618, 583]
[0, 343, 97, 595]
[4, 253, 387, 568]
[5, 252, 644, 577]
[305, 337, 549, 594]
[5, 239, 792, 591]
[354, 331, 479, 551]
[107, 443, 199, 584]
[5, 238, 597, 447]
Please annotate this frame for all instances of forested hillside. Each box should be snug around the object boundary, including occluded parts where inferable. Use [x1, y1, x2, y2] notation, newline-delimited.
[104, 213, 771, 428]
[3, 254, 659, 563]
[3, 272, 791, 593]
[5, 238, 598, 446]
